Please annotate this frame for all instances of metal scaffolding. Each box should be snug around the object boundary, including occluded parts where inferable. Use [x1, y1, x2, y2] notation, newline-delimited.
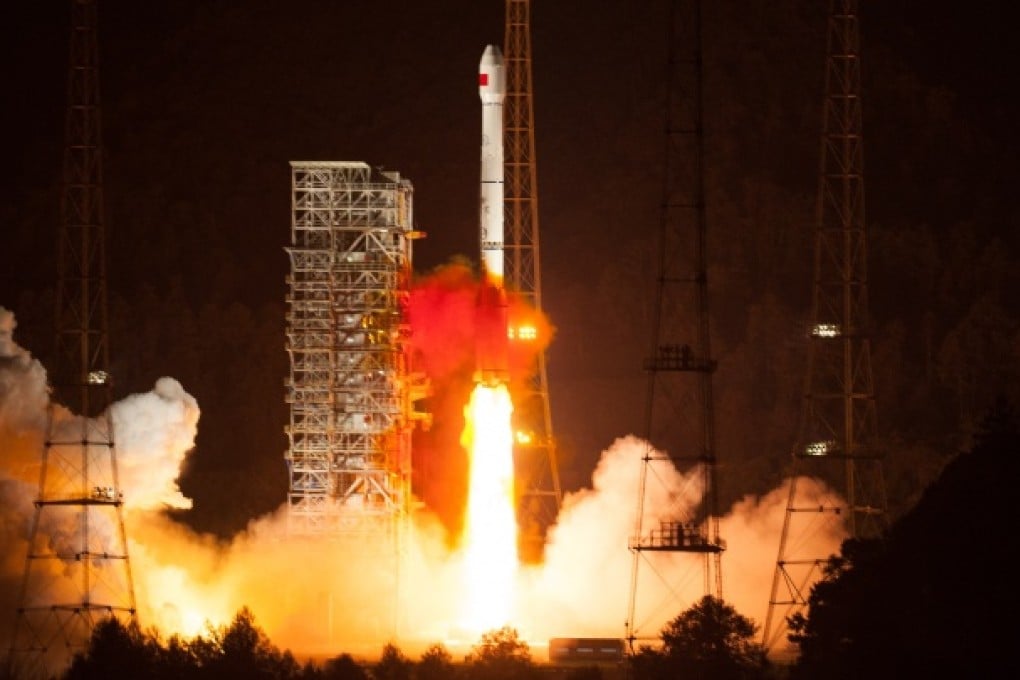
[285, 162, 429, 541]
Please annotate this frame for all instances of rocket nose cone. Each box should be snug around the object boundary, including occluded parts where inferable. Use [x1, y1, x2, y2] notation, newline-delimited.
[479, 44, 506, 100]
[480, 44, 504, 67]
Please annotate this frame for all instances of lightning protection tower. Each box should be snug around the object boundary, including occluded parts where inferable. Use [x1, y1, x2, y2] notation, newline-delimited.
[8, 1, 137, 677]
[503, 0, 562, 565]
[762, 0, 888, 654]
[625, 0, 724, 649]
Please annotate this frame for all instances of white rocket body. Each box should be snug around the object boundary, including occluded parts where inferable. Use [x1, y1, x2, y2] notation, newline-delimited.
[479, 44, 505, 282]
[475, 44, 510, 386]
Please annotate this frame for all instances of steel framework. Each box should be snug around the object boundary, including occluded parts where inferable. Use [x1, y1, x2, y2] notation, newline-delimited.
[503, 0, 562, 564]
[8, 1, 137, 677]
[285, 162, 428, 541]
[625, 0, 724, 649]
[762, 0, 888, 654]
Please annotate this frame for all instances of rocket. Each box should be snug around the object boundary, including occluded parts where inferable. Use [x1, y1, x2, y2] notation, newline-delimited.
[475, 44, 510, 387]
[479, 44, 505, 285]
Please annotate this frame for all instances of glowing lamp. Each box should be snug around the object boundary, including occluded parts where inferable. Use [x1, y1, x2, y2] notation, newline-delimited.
[804, 440, 837, 456]
[811, 323, 841, 338]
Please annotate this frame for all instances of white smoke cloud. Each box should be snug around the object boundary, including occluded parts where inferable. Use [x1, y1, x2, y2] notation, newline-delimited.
[516, 436, 846, 645]
[0, 309, 202, 651]
[525, 436, 662, 636]
[113, 376, 199, 510]
[0, 307, 49, 435]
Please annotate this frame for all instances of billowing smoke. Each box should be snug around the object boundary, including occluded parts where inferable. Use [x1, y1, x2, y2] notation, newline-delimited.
[113, 377, 198, 511]
[0, 306, 201, 648]
[0, 301, 844, 664]
[513, 436, 845, 644]
[0, 308, 48, 442]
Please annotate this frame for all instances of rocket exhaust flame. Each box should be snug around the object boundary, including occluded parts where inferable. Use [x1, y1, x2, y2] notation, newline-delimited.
[460, 383, 517, 632]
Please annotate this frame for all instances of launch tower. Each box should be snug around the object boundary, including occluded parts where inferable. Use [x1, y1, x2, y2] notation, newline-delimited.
[285, 162, 429, 540]
[8, 1, 137, 677]
[503, 0, 562, 564]
[625, 0, 725, 648]
[762, 0, 889, 653]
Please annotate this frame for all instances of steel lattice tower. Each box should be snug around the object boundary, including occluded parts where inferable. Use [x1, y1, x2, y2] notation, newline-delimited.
[762, 0, 888, 654]
[7, 1, 137, 677]
[625, 0, 724, 648]
[503, 0, 562, 564]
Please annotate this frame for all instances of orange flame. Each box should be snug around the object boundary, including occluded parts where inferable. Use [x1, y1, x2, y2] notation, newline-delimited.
[459, 382, 518, 632]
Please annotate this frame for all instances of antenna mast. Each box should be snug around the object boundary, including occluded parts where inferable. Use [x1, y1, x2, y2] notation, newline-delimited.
[504, 0, 562, 564]
[625, 0, 724, 648]
[8, 1, 137, 676]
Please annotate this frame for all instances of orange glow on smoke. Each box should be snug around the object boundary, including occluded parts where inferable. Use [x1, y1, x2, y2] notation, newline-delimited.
[459, 382, 518, 632]
[139, 563, 232, 638]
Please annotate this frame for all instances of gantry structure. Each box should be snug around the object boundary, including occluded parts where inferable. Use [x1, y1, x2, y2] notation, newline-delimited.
[625, 0, 724, 649]
[8, 1, 137, 677]
[762, 0, 888, 654]
[503, 0, 562, 564]
[285, 162, 429, 543]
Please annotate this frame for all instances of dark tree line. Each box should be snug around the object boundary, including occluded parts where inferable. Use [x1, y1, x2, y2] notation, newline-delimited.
[55, 598, 780, 680]
[54, 614, 552, 680]
[630, 596, 772, 680]
[52, 602, 768, 680]
[786, 397, 1020, 678]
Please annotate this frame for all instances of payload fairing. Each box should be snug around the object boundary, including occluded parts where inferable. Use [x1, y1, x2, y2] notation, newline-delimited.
[475, 45, 510, 386]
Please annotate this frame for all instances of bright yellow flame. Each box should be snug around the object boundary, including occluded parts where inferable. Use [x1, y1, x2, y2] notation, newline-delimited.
[140, 564, 231, 638]
[460, 383, 518, 632]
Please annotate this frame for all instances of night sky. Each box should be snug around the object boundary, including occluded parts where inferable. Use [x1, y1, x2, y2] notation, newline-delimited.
[3, 0, 1017, 538]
